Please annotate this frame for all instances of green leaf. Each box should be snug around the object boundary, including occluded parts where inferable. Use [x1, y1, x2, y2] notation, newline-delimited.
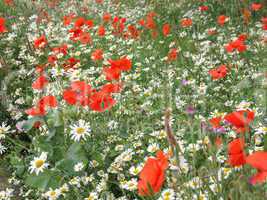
[9, 155, 25, 177]
[25, 171, 61, 191]
[55, 143, 88, 175]
[264, 135, 267, 151]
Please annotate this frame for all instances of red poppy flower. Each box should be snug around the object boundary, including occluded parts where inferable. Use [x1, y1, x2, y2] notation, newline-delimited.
[91, 49, 103, 61]
[34, 35, 47, 48]
[101, 83, 122, 93]
[128, 25, 140, 39]
[261, 17, 267, 30]
[4, 0, 14, 6]
[209, 116, 222, 128]
[38, 95, 58, 108]
[224, 110, 255, 133]
[246, 151, 267, 185]
[138, 151, 169, 196]
[103, 65, 121, 81]
[145, 16, 156, 30]
[180, 18, 192, 27]
[86, 19, 94, 28]
[52, 44, 68, 55]
[26, 95, 57, 116]
[79, 32, 92, 44]
[167, 48, 178, 61]
[0, 18, 7, 33]
[98, 25, 106, 36]
[217, 15, 229, 26]
[69, 27, 83, 41]
[228, 138, 246, 167]
[74, 17, 85, 27]
[63, 81, 92, 106]
[209, 65, 228, 80]
[63, 14, 74, 26]
[48, 55, 57, 64]
[63, 57, 80, 70]
[138, 19, 145, 27]
[103, 13, 111, 23]
[251, 3, 262, 11]
[88, 91, 116, 112]
[199, 5, 209, 12]
[109, 57, 132, 71]
[225, 37, 247, 53]
[95, 0, 103, 4]
[162, 23, 171, 36]
[32, 74, 48, 90]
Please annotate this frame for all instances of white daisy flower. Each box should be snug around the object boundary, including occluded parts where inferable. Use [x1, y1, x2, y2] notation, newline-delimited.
[120, 178, 138, 191]
[0, 143, 7, 155]
[70, 120, 91, 142]
[74, 162, 85, 172]
[29, 152, 49, 175]
[0, 122, 12, 140]
[43, 188, 61, 200]
[84, 192, 98, 200]
[147, 143, 159, 153]
[158, 189, 175, 200]
[129, 165, 142, 176]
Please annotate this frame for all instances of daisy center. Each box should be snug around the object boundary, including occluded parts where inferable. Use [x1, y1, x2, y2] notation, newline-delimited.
[49, 191, 56, 197]
[76, 127, 85, 135]
[35, 159, 44, 168]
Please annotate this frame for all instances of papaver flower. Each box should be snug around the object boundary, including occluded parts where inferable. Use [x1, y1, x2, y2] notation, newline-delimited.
[26, 95, 57, 116]
[98, 25, 105, 36]
[217, 15, 229, 26]
[225, 36, 247, 53]
[4, 0, 14, 6]
[228, 138, 246, 167]
[102, 13, 111, 23]
[138, 151, 169, 196]
[34, 35, 47, 48]
[209, 116, 222, 129]
[224, 110, 255, 133]
[103, 65, 121, 81]
[74, 17, 85, 27]
[209, 65, 228, 80]
[128, 25, 140, 39]
[199, 5, 209, 12]
[91, 49, 103, 61]
[79, 32, 92, 44]
[180, 18, 192, 27]
[261, 17, 267, 30]
[63, 81, 92, 106]
[246, 151, 267, 185]
[251, 3, 262, 11]
[162, 23, 171, 36]
[0, 17, 7, 33]
[167, 48, 178, 61]
[88, 91, 116, 112]
[32, 74, 49, 90]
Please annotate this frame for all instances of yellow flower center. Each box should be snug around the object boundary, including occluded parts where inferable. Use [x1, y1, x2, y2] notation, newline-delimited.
[76, 127, 85, 135]
[49, 191, 56, 197]
[35, 159, 44, 168]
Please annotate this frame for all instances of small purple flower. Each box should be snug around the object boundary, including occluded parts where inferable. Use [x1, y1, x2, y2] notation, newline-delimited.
[7, 16, 16, 19]
[185, 105, 196, 115]
[213, 126, 226, 133]
[181, 79, 189, 86]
